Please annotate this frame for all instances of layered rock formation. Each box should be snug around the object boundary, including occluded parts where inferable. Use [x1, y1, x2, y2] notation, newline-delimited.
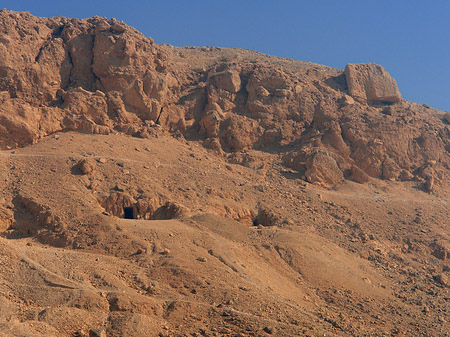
[1, 9, 449, 189]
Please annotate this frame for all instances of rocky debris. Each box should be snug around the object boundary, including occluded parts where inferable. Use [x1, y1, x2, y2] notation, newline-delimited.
[344, 63, 402, 104]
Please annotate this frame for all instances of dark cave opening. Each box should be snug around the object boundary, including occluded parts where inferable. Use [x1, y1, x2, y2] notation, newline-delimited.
[123, 207, 135, 219]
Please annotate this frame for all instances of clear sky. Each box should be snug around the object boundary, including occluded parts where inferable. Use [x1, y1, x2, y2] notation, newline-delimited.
[4, 0, 450, 111]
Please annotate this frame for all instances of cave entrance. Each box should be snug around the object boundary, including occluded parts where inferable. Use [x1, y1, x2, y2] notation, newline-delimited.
[123, 207, 135, 219]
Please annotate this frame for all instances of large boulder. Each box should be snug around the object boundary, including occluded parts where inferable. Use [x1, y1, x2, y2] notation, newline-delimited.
[344, 63, 402, 104]
[208, 70, 241, 93]
[305, 151, 344, 188]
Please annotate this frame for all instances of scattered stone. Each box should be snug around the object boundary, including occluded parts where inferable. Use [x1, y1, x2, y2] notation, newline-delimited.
[432, 241, 450, 260]
[425, 175, 434, 192]
[77, 159, 96, 175]
[263, 326, 275, 334]
[196, 257, 207, 263]
[255, 185, 265, 192]
[89, 329, 106, 337]
[160, 248, 171, 255]
[392, 327, 404, 336]
[97, 158, 107, 164]
[434, 273, 449, 286]
[112, 184, 125, 192]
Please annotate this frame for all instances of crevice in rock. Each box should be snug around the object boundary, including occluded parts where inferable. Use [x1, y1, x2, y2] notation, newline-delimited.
[51, 25, 64, 38]
[90, 32, 103, 92]
[65, 48, 74, 90]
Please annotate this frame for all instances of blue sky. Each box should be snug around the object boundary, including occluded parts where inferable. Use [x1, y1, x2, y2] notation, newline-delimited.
[5, 0, 450, 111]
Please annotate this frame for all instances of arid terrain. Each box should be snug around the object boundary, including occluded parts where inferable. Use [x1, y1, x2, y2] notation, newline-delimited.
[1, 10, 450, 337]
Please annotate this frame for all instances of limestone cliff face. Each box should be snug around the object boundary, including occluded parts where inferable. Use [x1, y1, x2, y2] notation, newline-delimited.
[1, 10, 449, 188]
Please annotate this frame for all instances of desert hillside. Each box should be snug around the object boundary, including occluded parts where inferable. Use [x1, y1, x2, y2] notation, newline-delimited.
[0, 10, 450, 337]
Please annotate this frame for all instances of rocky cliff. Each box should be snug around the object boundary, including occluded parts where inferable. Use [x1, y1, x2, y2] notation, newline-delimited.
[1, 10, 449, 190]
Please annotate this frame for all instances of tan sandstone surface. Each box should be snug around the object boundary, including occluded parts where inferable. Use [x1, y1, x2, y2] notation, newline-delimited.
[0, 10, 450, 337]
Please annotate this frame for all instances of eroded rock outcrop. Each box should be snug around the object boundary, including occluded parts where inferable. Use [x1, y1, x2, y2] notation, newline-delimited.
[0, 10, 170, 148]
[1, 10, 449, 189]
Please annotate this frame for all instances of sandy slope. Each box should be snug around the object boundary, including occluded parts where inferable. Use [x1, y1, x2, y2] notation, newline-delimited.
[0, 131, 448, 336]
